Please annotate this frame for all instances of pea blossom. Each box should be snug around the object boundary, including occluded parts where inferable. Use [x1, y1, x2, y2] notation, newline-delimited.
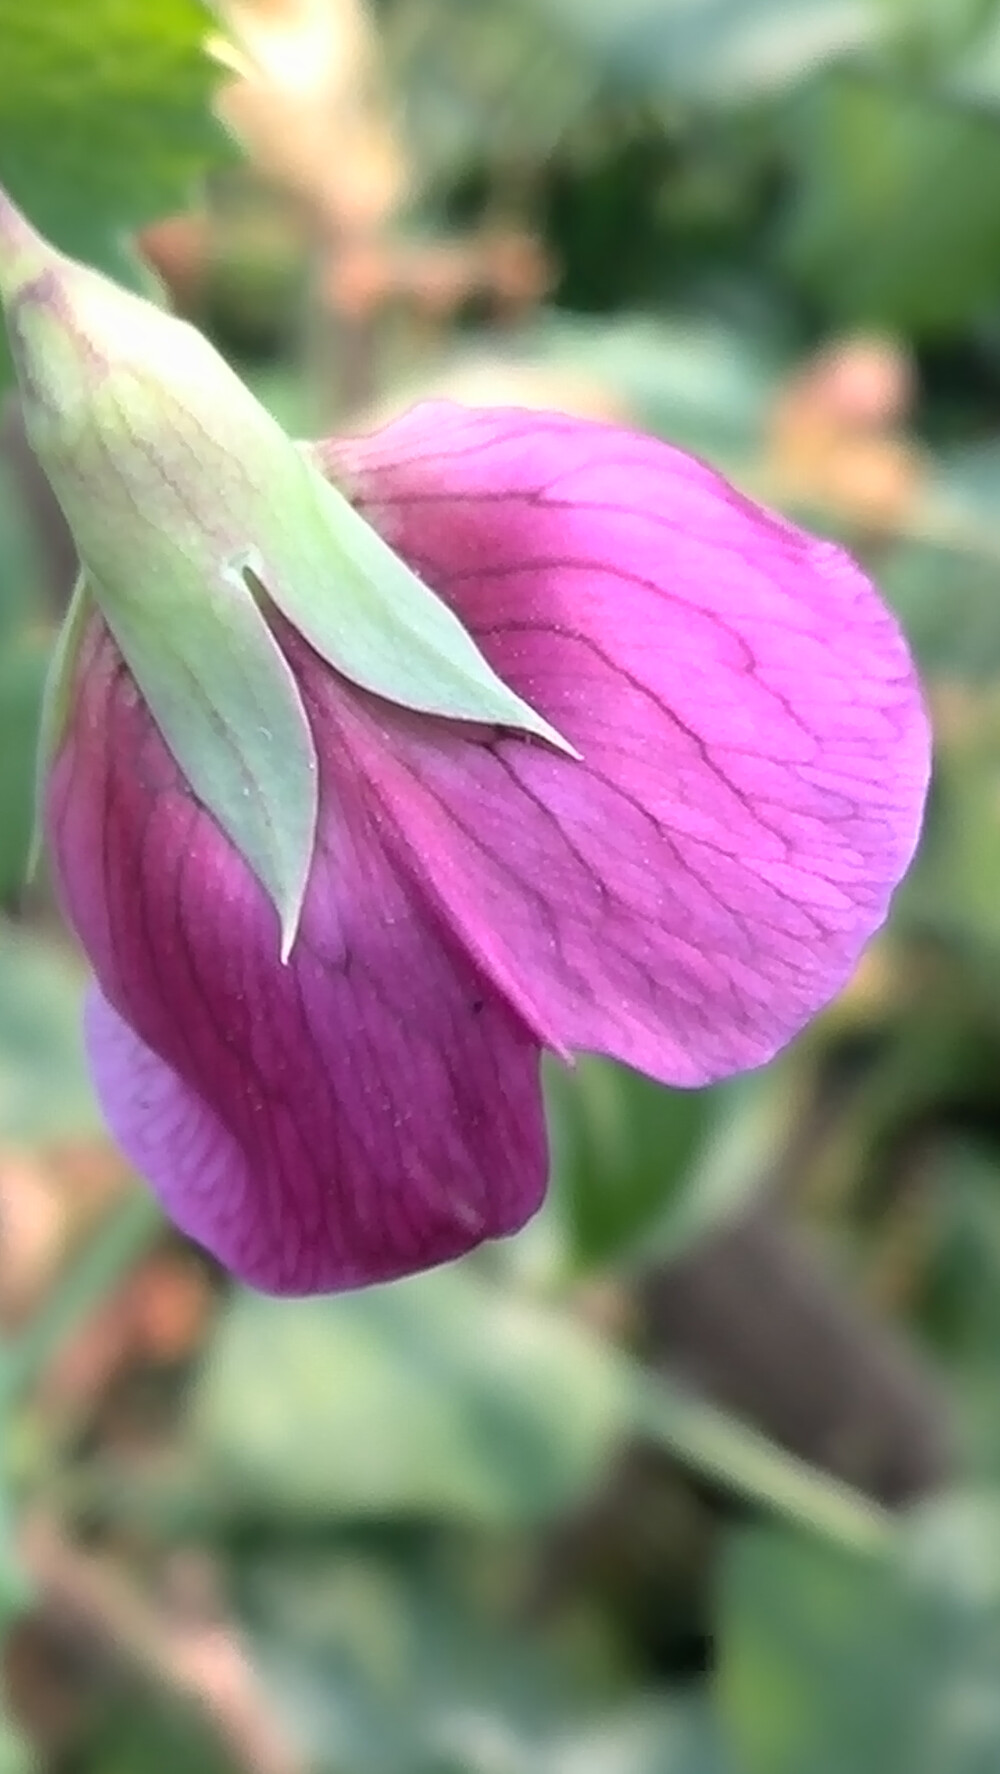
[0, 194, 929, 1295]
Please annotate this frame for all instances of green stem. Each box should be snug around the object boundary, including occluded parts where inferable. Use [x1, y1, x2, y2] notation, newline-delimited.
[632, 1364, 892, 1560]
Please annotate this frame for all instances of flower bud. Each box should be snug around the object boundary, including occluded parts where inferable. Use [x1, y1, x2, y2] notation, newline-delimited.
[0, 187, 569, 954]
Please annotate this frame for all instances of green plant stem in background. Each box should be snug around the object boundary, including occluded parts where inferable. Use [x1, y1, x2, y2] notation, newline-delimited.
[632, 1367, 891, 1560]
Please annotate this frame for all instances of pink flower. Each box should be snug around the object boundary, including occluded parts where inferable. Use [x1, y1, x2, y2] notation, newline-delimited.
[47, 403, 929, 1294]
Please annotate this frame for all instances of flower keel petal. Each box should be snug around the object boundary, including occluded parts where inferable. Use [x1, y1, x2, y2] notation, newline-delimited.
[50, 619, 547, 1294]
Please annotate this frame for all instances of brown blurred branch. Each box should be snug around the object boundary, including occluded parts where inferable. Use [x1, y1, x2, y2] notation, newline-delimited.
[636, 1202, 953, 1506]
[12, 1517, 308, 1774]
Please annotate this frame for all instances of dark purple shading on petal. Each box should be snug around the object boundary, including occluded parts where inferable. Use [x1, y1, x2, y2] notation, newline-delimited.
[317, 403, 930, 1087]
[50, 622, 546, 1294]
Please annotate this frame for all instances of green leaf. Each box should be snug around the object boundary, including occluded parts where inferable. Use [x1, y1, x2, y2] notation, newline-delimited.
[881, 536, 1000, 682]
[545, 1057, 720, 1268]
[526, 0, 880, 104]
[777, 69, 1000, 335]
[0, 1716, 31, 1774]
[537, 1701, 737, 1774]
[0, 628, 48, 898]
[0, 431, 46, 644]
[0, 924, 96, 1142]
[397, 314, 781, 465]
[947, 4, 1000, 106]
[28, 571, 91, 881]
[243, 1550, 734, 1774]
[0, 1490, 30, 1633]
[246, 1554, 737, 1774]
[82, 1695, 238, 1774]
[719, 1494, 1000, 1774]
[191, 1267, 630, 1527]
[0, 0, 226, 286]
[546, 1062, 799, 1274]
[386, 0, 880, 162]
[189, 1264, 887, 1553]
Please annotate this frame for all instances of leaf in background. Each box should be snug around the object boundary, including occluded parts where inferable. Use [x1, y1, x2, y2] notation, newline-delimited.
[0, 1491, 32, 1774]
[946, 1, 1000, 106]
[545, 1055, 792, 1280]
[0, 0, 228, 294]
[378, 314, 781, 472]
[384, 0, 878, 179]
[0, 441, 45, 643]
[526, 0, 879, 104]
[718, 1494, 1000, 1774]
[903, 1143, 1000, 1486]
[243, 1550, 735, 1774]
[776, 69, 1000, 335]
[516, 314, 780, 460]
[0, 1718, 31, 1774]
[82, 1696, 237, 1774]
[0, 456, 52, 895]
[545, 1057, 719, 1268]
[0, 1490, 30, 1634]
[880, 536, 1000, 681]
[189, 1260, 884, 1554]
[0, 927, 96, 1142]
[539, 1700, 737, 1774]
[244, 1550, 587, 1774]
[381, 0, 598, 176]
[0, 633, 49, 901]
[191, 1266, 631, 1526]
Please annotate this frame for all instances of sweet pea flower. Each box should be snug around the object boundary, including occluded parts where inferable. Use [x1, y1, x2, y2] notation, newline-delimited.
[0, 192, 929, 1295]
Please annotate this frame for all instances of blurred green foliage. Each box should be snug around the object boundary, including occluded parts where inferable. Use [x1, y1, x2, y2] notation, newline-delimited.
[7, 1, 1000, 1772]
[721, 1498, 1000, 1773]
[0, 0, 229, 368]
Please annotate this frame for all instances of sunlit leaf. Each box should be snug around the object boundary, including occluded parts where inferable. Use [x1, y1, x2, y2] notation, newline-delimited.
[545, 1057, 720, 1267]
[0, 0, 226, 285]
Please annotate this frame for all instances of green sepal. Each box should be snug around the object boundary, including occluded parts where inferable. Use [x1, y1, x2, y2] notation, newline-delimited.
[0, 184, 573, 937]
[254, 445, 579, 757]
[92, 560, 319, 962]
[28, 568, 92, 882]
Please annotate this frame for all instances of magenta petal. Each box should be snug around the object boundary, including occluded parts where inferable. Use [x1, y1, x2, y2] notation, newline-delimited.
[319, 403, 929, 1086]
[49, 625, 547, 1294]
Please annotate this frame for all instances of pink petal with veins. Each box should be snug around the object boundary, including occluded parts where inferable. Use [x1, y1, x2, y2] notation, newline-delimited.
[315, 403, 929, 1085]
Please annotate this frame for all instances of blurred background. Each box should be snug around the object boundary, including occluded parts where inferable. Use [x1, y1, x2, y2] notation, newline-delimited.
[6, 0, 1000, 1769]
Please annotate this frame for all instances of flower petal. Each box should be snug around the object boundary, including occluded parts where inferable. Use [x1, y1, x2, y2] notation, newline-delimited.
[317, 403, 929, 1085]
[49, 620, 547, 1294]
